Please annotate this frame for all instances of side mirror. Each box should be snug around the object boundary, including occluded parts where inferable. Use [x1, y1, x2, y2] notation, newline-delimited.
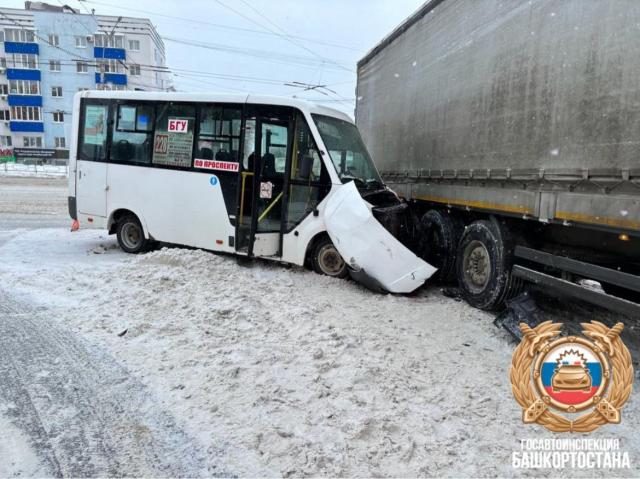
[299, 155, 314, 180]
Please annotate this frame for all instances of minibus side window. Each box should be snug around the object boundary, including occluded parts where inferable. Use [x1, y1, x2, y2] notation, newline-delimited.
[284, 113, 331, 231]
[153, 103, 196, 168]
[79, 101, 108, 161]
[195, 105, 242, 166]
[195, 104, 242, 218]
[111, 103, 155, 164]
[242, 119, 255, 170]
[262, 124, 288, 174]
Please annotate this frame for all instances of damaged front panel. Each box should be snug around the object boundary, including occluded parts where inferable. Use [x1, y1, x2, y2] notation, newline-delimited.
[324, 181, 436, 293]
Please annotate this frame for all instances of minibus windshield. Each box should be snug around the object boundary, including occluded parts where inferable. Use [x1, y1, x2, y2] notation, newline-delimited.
[312, 114, 383, 189]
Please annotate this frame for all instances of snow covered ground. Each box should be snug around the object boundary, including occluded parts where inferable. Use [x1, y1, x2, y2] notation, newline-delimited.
[0, 412, 50, 478]
[1, 177, 639, 477]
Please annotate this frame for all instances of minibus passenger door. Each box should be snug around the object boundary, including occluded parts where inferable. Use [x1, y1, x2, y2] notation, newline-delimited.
[77, 160, 107, 217]
[76, 100, 109, 218]
[247, 117, 291, 257]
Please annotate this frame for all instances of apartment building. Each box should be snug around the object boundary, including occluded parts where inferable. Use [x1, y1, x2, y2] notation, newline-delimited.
[0, 1, 172, 163]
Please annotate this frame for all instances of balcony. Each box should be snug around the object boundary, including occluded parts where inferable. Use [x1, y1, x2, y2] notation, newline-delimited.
[8, 95, 43, 107]
[93, 47, 126, 60]
[4, 42, 39, 55]
[95, 72, 127, 85]
[10, 121, 44, 133]
[6, 69, 41, 81]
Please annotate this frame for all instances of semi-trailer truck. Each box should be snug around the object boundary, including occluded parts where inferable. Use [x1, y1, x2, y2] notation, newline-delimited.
[356, 0, 640, 317]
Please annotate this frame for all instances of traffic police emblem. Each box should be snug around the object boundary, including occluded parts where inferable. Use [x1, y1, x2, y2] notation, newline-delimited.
[510, 321, 633, 432]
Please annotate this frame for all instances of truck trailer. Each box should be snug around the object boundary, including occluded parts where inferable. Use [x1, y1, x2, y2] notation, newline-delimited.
[356, 0, 640, 317]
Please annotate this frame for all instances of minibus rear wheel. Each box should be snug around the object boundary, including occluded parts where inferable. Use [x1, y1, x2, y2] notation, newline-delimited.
[311, 237, 348, 278]
[116, 214, 150, 254]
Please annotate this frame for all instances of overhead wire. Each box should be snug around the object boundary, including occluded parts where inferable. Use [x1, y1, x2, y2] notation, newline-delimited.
[82, 0, 364, 52]
[170, 74, 249, 93]
[5, 58, 350, 91]
[227, 0, 355, 107]
[55, 0, 96, 38]
[1, 6, 356, 103]
[162, 36, 351, 72]
[212, 0, 353, 75]
[80, 1, 359, 99]
[85, 0, 358, 100]
[0, 11, 89, 62]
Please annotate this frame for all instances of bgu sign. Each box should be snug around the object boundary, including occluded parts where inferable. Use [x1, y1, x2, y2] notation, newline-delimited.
[168, 119, 189, 133]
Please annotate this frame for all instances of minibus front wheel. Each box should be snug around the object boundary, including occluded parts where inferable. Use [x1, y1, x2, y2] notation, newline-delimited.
[311, 236, 348, 279]
[116, 214, 151, 254]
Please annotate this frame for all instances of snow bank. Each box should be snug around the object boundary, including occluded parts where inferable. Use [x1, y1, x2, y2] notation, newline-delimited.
[0, 162, 68, 178]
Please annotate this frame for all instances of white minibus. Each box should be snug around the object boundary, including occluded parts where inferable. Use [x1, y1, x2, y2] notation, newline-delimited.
[68, 91, 434, 292]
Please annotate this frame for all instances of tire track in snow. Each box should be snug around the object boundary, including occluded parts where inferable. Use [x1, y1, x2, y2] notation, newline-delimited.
[0, 289, 222, 477]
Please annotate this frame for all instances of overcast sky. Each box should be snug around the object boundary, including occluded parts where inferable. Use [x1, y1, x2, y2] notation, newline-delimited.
[5, 0, 426, 115]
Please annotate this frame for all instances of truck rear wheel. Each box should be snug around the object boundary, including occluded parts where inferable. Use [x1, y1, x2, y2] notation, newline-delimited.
[456, 219, 517, 310]
[116, 214, 150, 254]
[420, 209, 464, 282]
[311, 237, 348, 278]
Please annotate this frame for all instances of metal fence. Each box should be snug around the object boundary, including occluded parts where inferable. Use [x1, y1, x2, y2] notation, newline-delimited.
[0, 161, 69, 178]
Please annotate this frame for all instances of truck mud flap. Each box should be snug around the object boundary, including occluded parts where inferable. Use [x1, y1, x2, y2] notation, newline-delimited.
[324, 181, 436, 293]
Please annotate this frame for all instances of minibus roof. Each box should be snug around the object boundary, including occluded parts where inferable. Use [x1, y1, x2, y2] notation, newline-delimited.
[76, 91, 353, 123]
